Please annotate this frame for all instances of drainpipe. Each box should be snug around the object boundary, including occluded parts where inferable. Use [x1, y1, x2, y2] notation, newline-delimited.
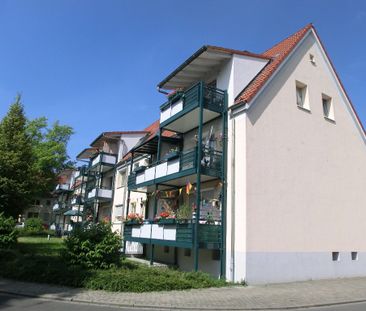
[230, 117, 236, 282]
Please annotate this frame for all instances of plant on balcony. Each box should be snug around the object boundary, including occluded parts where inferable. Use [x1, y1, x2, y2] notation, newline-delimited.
[164, 147, 180, 161]
[175, 204, 192, 222]
[124, 213, 143, 225]
[133, 166, 146, 174]
[155, 211, 176, 225]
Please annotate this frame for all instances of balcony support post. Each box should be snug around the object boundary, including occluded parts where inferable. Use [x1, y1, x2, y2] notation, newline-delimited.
[220, 91, 228, 278]
[94, 157, 103, 223]
[150, 129, 162, 265]
[194, 81, 204, 272]
[123, 152, 135, 256]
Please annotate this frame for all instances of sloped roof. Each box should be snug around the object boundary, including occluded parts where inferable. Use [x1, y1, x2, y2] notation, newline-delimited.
[234, 23, 313, 105]
[90, 130, 148, 147]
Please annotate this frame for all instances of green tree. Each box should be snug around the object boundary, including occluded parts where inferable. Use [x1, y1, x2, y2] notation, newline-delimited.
[27, 117, 74, 195]
[0, 96, 34, 218]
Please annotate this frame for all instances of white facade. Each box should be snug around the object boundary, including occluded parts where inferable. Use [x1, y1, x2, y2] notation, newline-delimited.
[225, 29, 366, 283]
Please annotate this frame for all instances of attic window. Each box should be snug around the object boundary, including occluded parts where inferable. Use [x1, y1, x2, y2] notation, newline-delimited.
[310, 54, 316, 65]
[296, 81, 310, 111]
[322, 94, 335, 121]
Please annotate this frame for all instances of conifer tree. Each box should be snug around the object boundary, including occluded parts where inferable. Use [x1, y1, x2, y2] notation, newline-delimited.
[0, 95, 34, 218]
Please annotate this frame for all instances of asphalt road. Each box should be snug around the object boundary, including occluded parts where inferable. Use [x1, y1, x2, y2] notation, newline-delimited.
[1, 292, 366, 311]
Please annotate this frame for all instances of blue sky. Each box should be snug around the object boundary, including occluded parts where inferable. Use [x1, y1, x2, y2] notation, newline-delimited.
[0, 0, 365, 160]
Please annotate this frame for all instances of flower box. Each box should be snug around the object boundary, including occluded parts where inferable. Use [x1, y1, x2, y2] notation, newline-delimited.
[124, 220, 142, 226]
[158, 218, 176, 225]
[134, 166, 146, 174]
[164, 151, 180, 161]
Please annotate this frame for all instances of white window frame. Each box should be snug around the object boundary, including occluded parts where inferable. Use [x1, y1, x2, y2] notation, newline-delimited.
[322, 93, 335, 121]
[296, 81, 310, 111]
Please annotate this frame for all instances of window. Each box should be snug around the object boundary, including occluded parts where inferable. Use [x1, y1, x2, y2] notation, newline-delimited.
[296, 81, 310, 110]
[117, 170, 126, 188]
[34, 199, 40, 206]
[212, 250, 220, 261]
[28, 212, 39, 219]
[332, 252, 340, 261]
[184, 248, 191, 257]
[164, 246, 170, 254]
[322, 94, 335, 120]
[351, 252, 358, 261]
[309, 54, 316, 65]
[46, 200, 51, 206]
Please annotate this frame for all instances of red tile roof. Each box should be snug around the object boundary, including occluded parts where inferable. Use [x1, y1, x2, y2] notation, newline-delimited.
[235, 23, 313, 106]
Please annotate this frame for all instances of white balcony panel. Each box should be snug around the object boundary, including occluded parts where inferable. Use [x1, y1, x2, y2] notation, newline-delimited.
[91, 154, 101, 166]
[125, 241, 143, 255]
[88, 188, 97, 199]
[140, 224, 152, 238]
[155, 162, 168, 178]
[160, 107, 171, 123]
[145, 167, 155, 182]
[136, 172, 145, 184]
[151, 224, 164, 239]
[171, 99, 183, 116]
[167, 158, 180, 175]
[102, 154, 116, 165]
[98, 189, 113, 199]
[131, 227, 141, 238]
[163, 227, 176, 240]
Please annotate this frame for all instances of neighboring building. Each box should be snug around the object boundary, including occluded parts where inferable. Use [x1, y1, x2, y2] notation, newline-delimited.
[52, 168, 75, 232]
[77, 131, 147, 224]
[21, 196, 55, 226]
[120, 23, 366, 284]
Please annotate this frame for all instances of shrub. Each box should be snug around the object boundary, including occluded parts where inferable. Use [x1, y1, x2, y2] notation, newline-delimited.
[62, 222, 122, 269]
[24, 218, 44, 234]
[0, 212, 17, 249]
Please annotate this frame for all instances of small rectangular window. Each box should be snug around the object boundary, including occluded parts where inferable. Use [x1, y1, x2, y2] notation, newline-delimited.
[322, 94, 335, 120]
[117, 170, 126, 188]
[164, 246, 170, 253]
[296, 81, 310, 110]
[351, 252, 358, 261]
[184, 248, 191, 257]
[332, 252, 340, 261]
[212, 249, 220, 261]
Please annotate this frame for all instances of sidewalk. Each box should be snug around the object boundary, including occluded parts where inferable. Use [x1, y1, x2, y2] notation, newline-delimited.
[1, 277, 366, 310]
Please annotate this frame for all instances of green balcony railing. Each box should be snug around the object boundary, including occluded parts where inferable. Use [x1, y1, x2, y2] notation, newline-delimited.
[159, 82, 225, 128]
[128, 147, 222, 190]
[124, 221, 221, 249]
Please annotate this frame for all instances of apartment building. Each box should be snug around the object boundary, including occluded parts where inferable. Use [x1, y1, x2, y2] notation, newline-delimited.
[120, 23, 366, 284]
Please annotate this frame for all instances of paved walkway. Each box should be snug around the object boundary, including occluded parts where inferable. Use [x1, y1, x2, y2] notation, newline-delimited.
[1, 277, 366, 310]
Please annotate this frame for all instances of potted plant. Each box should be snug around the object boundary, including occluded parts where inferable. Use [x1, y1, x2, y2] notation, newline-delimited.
[134, 165, 146, 174]
[176, 204, 192, 224]
[124, 213, 143, 225]
[164, 147, 180, 161]
[156, 211, 176, 225]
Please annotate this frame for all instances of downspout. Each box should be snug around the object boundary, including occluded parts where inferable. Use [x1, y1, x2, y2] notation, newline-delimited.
[230, 117, 236, 282]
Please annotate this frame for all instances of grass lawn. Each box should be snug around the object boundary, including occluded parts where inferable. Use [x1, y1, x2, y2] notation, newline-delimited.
[0, 236, 228, 292]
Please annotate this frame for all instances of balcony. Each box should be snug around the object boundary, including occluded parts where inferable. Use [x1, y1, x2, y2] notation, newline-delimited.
[74, 166, 88, 180]
[124, 221, 221, 249]
[87, 188, 113, 201]
[128, 147, 222, 190]
[55, 183, 72, 192]
[159, 82, 226, 133]
[89, 152, 117, 172]
[71, 196, 84, 205]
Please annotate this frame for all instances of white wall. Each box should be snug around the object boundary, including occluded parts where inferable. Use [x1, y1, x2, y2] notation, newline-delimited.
[241, 31, 366, 284]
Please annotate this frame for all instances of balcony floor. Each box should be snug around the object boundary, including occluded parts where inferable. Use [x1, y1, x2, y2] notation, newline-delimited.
[161, 106, 219, 133]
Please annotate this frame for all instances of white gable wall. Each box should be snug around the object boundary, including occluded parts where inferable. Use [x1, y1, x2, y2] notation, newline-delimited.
[241, 31, 366, 283]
